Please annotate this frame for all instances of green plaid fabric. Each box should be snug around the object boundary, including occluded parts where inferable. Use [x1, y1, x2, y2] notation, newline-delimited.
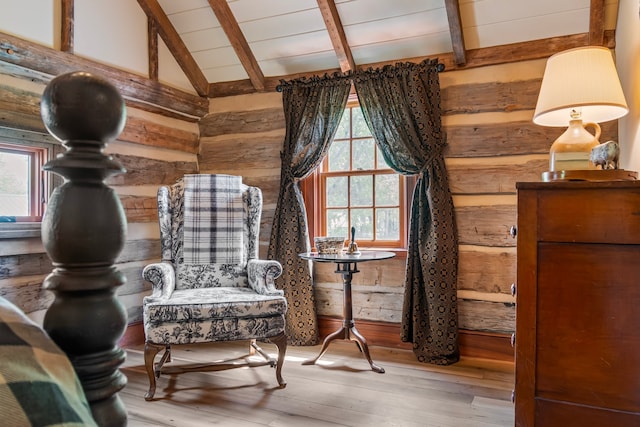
[0, 297, 97, 427]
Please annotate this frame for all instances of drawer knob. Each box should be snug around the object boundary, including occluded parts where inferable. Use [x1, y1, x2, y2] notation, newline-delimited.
[509, 225, 517, 238]
[511, 283, 516, 296]
[511, 333, 516, 347]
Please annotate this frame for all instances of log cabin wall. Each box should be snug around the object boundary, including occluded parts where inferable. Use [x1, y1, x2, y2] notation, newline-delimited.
[200, 59, 618, 345]
[199, 92, 285, 256]
[0, 56, 620, 351]
[0, 66, 200, 325]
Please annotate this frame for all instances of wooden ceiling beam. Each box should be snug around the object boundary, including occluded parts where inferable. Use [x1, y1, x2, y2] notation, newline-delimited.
[589, 0, 606, 46]
[147, 18, 159, 81]
[460, 31, 614, 68]
[317, 0, 355, 73]
[444, 0, 466, 66]
[136, 0, 209, 96]
[0, 31, 209, 119]
[207, 0, 265, 91]
[60, 0, 74, 53]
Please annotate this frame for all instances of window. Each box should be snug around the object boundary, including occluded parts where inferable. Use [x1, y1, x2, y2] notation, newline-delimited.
[0, 129, 61, 238]
[0, 143, 47, 222]
[302, 102, 412, 249]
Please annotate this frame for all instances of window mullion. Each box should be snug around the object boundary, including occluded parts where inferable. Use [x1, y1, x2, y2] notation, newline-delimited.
[346, 175, 351, 234]
[29, 151, 36, 218]
[372, 172, 376, 241]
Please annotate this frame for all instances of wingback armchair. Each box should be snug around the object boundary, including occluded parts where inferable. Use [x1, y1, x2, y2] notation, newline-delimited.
[141, 175, 287, 400]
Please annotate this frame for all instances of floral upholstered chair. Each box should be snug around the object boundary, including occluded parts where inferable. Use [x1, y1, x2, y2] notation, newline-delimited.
[141, 174, 287, 400]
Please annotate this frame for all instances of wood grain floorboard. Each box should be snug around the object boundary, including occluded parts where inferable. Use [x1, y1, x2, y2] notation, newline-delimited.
[120, 341, 514, 426]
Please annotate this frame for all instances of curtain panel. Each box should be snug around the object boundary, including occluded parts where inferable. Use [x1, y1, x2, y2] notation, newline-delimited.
[268, 74, 351, 346]
[353, 59, 459, 365]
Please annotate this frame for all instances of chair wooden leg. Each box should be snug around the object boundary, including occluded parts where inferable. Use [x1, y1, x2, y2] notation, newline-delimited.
[270, 332, 287, 388]
[143, 342, 165, 401]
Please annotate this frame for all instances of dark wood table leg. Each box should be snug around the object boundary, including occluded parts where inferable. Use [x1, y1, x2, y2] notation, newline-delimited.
[303, 261, 384, 373]
[349, 324, 385, 373]
[301, 324, 347, 365]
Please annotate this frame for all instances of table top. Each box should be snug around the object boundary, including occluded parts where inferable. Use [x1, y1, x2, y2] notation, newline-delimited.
[298, 250, 396, 263]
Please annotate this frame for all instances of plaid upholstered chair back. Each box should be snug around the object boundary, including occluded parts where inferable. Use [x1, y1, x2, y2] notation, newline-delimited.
[156, 177, 262, 290]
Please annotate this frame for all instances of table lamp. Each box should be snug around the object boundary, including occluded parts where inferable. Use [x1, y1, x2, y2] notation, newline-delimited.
[533, 46, 628, 173]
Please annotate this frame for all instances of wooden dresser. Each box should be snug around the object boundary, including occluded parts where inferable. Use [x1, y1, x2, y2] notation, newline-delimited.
[515, 181, 640, 426]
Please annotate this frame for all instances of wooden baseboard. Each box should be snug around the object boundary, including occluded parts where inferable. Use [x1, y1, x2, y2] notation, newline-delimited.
[318, 316, 514, 363]
[120, 317, 514, 363]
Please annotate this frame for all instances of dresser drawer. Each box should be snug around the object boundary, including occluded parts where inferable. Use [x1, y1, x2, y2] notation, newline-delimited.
[536, 187, 640, 244]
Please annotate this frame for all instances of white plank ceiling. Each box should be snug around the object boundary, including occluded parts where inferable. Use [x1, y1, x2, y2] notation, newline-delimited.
[152, 0, 619, 87]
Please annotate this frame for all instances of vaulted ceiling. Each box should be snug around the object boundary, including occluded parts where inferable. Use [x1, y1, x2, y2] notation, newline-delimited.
[132, 0, 617, 98]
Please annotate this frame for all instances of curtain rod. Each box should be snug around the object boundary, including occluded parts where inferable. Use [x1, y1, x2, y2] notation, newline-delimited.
[276, 61, 445, 93]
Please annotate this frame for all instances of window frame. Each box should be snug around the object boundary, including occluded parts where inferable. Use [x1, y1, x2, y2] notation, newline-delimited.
[0, 142, 47, 222]
[0, 128, 62, 239]
[301, 99, 415, 252]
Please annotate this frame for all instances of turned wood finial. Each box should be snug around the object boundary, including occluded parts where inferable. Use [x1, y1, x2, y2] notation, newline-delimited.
[40, 71, 128, 426]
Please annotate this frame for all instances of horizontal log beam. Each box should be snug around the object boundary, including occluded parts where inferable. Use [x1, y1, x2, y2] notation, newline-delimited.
[0, 239, 161, 279]
[447, 157, 548, 194]
[0, 31, 208, 119]
[199, 107, 285, 138]
[456, 205, 517, 247]
[199, 133, 284, 171]
[108, 154, 197, 186]
[313, 258, 405, 287]
[445, 120, 618, 158]
[240, 175, 281, 206]
[120, 195, 158, 223]
[118, 114, 200, 153]
[458, 299, 515, 333]
[0, 79, 45, 132]
[458, 247, 515, 294]
[442, 79, 541, 115]
[0, 276, 52, 313]
[0, 77, 200, 152]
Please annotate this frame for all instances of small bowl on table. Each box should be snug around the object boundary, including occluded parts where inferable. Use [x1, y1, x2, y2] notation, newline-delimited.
[314, 236, 346, 254]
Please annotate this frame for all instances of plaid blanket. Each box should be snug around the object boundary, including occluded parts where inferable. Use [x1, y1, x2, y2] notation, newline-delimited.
[183, 174, 244, 265]
[0, 296, 97, 427]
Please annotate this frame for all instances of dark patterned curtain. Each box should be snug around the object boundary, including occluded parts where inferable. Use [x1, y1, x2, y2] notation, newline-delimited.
[353, 59, 459, 365]
[269, 74, 351, 346]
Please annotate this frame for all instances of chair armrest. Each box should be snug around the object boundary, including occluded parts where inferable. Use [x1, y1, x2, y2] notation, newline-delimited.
[247, 259, 283, 296]
[142, 262, 176, 299]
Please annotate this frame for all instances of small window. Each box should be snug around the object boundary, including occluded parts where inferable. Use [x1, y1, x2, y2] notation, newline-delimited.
[0, 128, 61, 237]
[302, 102, 411, 249]
[0, 143, 48, 222]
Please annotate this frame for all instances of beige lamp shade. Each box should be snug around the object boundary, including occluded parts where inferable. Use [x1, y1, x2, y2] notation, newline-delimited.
[533, 46, 628, 126]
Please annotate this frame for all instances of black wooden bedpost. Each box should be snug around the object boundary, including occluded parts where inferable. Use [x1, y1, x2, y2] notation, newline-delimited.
[40, 71, 128, 426]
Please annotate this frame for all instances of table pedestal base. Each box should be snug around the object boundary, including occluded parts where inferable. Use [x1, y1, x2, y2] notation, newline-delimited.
[302, 322, 385, 373]
[302, 261, 385, 373]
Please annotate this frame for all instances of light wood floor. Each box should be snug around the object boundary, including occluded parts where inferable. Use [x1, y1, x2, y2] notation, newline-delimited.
[120, 340, 515, 427]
